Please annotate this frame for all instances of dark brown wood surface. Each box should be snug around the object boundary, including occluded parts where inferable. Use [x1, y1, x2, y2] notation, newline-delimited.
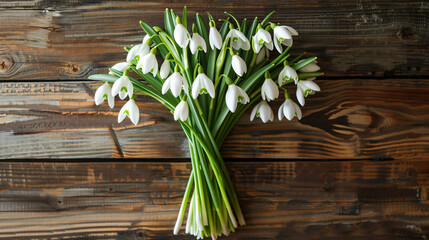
[1, 0, 429, 239]
[1, 78, 428, 159]
[0, 0, 428, 80]
[1, 160, 428, 240]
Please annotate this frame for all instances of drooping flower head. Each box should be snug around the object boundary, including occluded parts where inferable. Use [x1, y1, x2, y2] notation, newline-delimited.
[174, 99, 189, 121]
[174, 16, 190, 48]
[94, 82, 114, 108]
[252, 25, 273, 53]
[272, 23, 298, 53]
[162, 65, 188, 98]
[250, 100, 274, 123]
[231, 54, 247, 77]
[189, 24, 207, 54]
[192, 66, 215, 99]
[278, 98, 302, 121]
[118, 98, 140, 126]
[109, 62, 129, 75]
[209, 20, 223, 50]
[137, 48, 158, 77]
[127, 35, 152, 62]
[261, 72, 279, 102]
[226, 27, 250, 51]
[111, 69, 133, 100]
[225, 77, 249, 113]
[296, 79, 320, 106]
[278, 63, 299, 86]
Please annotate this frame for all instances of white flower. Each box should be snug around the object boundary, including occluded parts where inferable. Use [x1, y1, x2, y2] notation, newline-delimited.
[190, 32, 207, 54]
[160, 60, 171, 79]
[109, 62, 129, 75]
[256, 46, 269, 65]
[273, 25, 298, 53]
[162, 72, 188, 97]
[252, 28, 273, 53]
[174, 23, 190, 48]
[261, 78, 279, 101]
[111, 75, 133, 100]
[226, 29, 250, 51]
[225, 84, 249, 113]
[94, 82, 114, 108]
[118, 99, 140, 126]
[298, 60, 320, 72]
[137, 52, 158, 77]
[278, 65, 299, 86]
[174, 100, 189, 121]
[278, 98, 302, 121]
[209, 26, 222, 50]
[192, 73, 215, 99]
[250, 100, 274, 123]
[126, 35, 151, 62]
[296, 80, 320, 106]
[231, 55, 247, 77]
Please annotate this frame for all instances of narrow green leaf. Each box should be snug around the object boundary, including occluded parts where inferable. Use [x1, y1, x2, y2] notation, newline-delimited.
[164, 8, 174, 37]
[292, 57, 317, 71]
[139, 21, 169, 58]
[182, 6, 187, 29]
[88, 74, 119, 82]
[260, 11, 275, 27]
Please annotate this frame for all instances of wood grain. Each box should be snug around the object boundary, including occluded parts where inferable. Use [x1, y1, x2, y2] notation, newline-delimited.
[1, 78, 428, 159]
[0, 160, 428, 239]
[0, 0, 428, 80]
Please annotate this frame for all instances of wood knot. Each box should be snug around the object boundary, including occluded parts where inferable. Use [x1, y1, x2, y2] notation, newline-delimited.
[323, 176, 336, 192]
[398, 27, 414, 40]
[0, 56, 13, 72]
[67, 63, 79, 73]
[136, 230, 146, 239]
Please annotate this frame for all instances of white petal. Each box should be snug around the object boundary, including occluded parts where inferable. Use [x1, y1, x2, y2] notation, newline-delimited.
[160, 60, 170, 79]
[266, 40, 274, 51]
[257, 29, 272, 44]
[111, 77, 123, 97]
[225, 85, 238, 113]
[284, 26, 298, 35]
[94, 83, 107, 105]
[278, 103, 284, 120]
[256, 47, 266, 65]
[119, 90, 127, 100]
[237, 86, 249, 103]
[274, 37, 283, 53]
[180, 101, 189, 121]
[174, 104, 181, 121]
[293, 101, 302, 120]
[127, 44, 142, 62]
[252, 35, 262, 53]
[284, 100, 294, 120]
[299, 62, 320, 72]
[259, 101, 272, 123]
[301, 80, 321, 92]
[174, 24, 190, 48]
[250, 103, 259, 121]
[205, 76, 215, 98]
[209, 27, 222, 50]
[107, 92, 114, 108]
[232, 55, 247, 77]
[296, 88, 305, 106]
[109, 62, 129, 74]
[191, 76, 202, 99]
[170, 73, 183, 97]
[162, 77, 171, 95]
[118, 101, 130, 123]
[129, 100, 140, 126]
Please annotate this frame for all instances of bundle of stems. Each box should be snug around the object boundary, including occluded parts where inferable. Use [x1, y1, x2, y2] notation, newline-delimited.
[90, 7, 323, 239]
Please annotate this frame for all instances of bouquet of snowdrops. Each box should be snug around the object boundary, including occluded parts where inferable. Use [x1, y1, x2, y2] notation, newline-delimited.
[90, 7, 323, 239]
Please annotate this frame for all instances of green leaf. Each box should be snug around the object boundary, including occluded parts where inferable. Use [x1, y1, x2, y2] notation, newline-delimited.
[260, 11, 275, 27]
[139, 21, 169, 58]
[182, 6, 187, 29]
[164, 8, 174, 37]
[298, 72, 324, 79]
[292, 57, 317, 71]
[88, 74, 119, 82]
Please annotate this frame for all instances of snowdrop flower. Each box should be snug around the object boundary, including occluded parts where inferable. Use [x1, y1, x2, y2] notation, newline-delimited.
[111, 72, 133, 100]
[192, 69, 215, 99]
[226, 28, 250, 51]
[109, 62, 129, 75]
[231, 54, 247, 77]
[250, 100, 274, 123]
[278, 65, 298, 86]
[137, 48, 158, 77]
[252, 27, 273, 53]
[278, 98, 302, 121]
[298, 59, 320, 73]
[209, 21, 222, 50]
[127, 34, 151, 62]
[261, 76, 279, 101]
[160, 59, 171, 79]
[255, 46, 269, 65]
[174, 17, 190, 48]
[273, 24, 298, 53]
[190, 31, 207, 54]
[174, 100, 189, 121]
[225, 83, 249, 113]
[296, 80, 321, 106]
[94, 82, 114, 108]
[162, 67, 188, 97]
[118, 99, 140, 126]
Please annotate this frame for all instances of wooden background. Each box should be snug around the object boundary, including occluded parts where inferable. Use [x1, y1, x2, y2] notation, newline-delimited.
[0, 0, 428, 239]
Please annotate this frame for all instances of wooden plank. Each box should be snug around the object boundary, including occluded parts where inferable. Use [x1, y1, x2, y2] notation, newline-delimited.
[0, 160, 428, 239]
[1, 78, 428, 159]
[0, 0, 428, 80]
